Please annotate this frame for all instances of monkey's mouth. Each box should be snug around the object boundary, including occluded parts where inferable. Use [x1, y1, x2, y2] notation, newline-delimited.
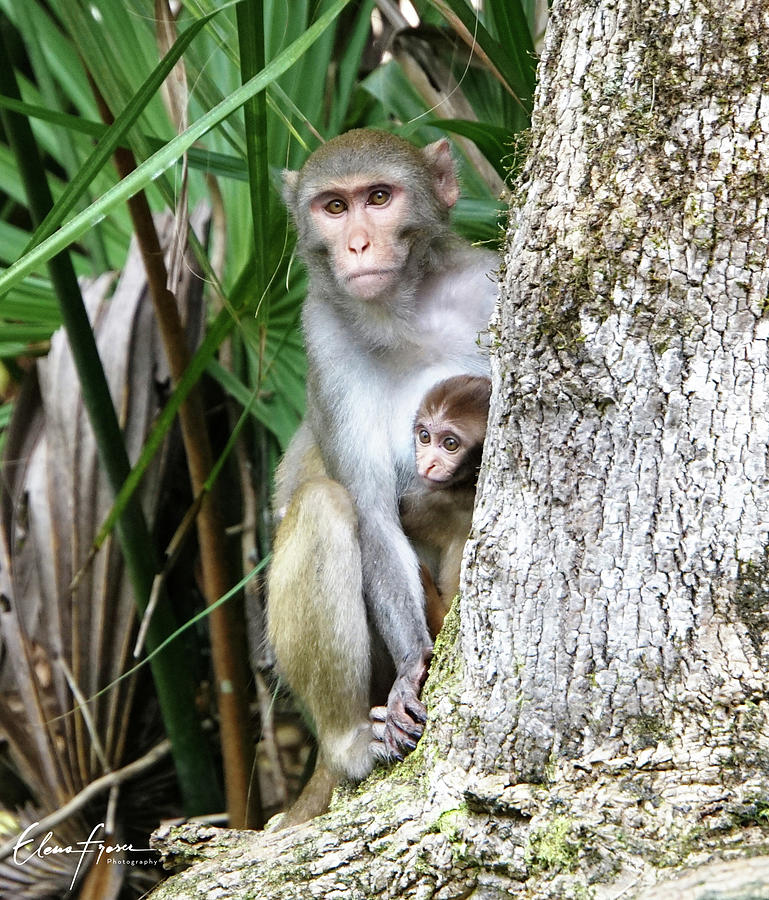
[348, 267, 392, 278]
[346, 269, 395, 293]
[420, 474, 451, 489]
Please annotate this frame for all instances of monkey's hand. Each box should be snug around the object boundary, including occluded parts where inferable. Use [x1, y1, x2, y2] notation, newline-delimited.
[370, 647, 432, 762]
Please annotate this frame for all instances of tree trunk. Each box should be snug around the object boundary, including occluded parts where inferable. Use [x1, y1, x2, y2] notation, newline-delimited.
[471, 0, 769, 782]
[150, 0, 769, 895]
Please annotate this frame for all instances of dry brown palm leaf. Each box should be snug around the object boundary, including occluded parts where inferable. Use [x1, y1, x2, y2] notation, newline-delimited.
[0, 212, 207, 897]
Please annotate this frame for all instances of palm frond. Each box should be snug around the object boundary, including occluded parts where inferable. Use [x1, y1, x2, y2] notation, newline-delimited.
[0, 217, 207, 895]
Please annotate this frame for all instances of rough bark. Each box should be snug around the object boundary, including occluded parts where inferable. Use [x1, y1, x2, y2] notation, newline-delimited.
[150, 0, 769, 896]
[467, 0, 769, 788]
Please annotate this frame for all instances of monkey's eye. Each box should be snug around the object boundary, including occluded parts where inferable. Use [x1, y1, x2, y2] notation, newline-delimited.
[417, 429, 431, 445]
[368, 189, 390, 206]
[443, 436, 460, 452]
[324, 198, 347, 215]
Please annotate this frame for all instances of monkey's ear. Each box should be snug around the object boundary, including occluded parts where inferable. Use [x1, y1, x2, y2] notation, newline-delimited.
[282, 169, 299, 209]
[422, 139, 460, 209]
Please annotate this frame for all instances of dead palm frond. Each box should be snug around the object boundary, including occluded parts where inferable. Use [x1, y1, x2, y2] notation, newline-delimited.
[0, 216, 206, 897]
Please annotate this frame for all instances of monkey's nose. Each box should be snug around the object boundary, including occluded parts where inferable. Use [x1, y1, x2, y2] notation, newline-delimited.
[348, 229, 370, 255]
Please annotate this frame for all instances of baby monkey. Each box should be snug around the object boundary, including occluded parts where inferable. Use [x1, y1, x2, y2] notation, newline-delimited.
[400, 374, 492, 633]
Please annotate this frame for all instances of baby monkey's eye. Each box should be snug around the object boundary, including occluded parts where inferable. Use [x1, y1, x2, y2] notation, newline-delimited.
[368, 189, 390, 206]
[324, 198, 347, 214]
[417, 429, 431, 445]
[443, 436, 460, 452]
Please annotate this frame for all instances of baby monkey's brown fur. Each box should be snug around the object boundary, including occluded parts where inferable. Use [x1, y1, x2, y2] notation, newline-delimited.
[402, 375, 492, 630]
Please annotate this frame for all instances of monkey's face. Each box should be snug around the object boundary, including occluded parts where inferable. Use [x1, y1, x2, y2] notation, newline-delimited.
[283, 132, 460, 305]
[306, 178, 416, 301]
[414, 423, 466, 488]
[411, 376, 490, 491]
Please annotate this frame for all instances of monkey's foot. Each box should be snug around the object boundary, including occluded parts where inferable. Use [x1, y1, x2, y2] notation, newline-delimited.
[370, 647, 432, 761]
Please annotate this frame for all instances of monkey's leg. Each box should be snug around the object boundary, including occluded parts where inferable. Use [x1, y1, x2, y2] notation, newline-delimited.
[267, 477, 376, 782]
[421, 563, 449, 639]
[437, 537, 466, 607]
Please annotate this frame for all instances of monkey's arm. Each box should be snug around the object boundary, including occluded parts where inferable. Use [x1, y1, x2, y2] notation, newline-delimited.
[354, 501, 435, 760]
[311, 394, 434, 757]
[306, 358, 434, 658]
[303, 314, 443, 761]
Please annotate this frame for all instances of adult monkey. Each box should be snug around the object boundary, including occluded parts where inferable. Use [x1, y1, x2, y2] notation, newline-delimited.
[267, 129, 497, 798]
